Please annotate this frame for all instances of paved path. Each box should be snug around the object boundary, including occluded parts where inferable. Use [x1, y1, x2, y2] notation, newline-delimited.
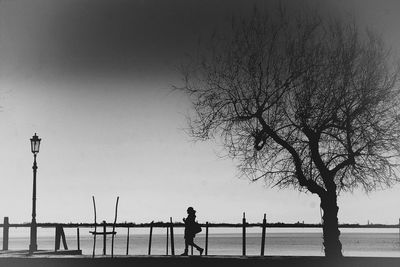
[0, 253, 399, 267]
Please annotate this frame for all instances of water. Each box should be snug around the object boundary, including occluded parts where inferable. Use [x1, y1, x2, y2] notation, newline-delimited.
[3, 228, 400, 257]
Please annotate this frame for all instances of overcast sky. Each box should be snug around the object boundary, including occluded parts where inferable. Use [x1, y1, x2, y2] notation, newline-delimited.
[0, 0, 400, 226]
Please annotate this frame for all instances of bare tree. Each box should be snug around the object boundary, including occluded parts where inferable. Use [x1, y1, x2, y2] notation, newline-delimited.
[179, 8, 400, 258]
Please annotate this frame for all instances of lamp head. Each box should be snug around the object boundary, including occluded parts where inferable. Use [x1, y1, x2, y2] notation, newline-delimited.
[30, 133, 41, 154]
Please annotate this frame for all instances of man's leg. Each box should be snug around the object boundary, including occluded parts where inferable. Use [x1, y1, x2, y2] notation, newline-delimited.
[181, 239, 189, 255]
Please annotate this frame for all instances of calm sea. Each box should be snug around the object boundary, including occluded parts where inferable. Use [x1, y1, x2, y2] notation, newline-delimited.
[3, 228, 400, 257]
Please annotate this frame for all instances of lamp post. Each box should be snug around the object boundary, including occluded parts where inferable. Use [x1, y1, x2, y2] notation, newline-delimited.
[29, 133, 41, 253]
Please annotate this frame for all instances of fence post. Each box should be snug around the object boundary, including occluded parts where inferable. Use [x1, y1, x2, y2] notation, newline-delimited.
[76, 227, 80, 251]
[242, 212, 246, 256]
[103, 221, 107, 256]
[126, 227, 130, 256]
[2, 217, 9, 251]
[55, 226, 60, 251]
[166, 223, 169, 255]
[170, 217, 175, 256]
[260, 214, 266, 256]
[148, 221, 154, 255]
[205, 221, 209, 256]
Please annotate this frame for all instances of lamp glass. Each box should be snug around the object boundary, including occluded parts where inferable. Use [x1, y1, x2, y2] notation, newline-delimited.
[30, 133, 41, 154]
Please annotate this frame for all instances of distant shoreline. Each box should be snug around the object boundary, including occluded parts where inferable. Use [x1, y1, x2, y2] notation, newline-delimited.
[3, 222, 399, 228]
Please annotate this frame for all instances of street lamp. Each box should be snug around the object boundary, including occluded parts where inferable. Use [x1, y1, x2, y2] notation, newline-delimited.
[29, 133, 41, 253]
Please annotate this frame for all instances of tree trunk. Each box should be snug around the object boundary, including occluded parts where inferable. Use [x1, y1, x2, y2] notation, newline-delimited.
[320, 193, 343, 258]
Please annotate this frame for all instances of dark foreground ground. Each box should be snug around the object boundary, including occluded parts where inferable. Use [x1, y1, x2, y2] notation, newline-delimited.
[0, 255, 400, 267]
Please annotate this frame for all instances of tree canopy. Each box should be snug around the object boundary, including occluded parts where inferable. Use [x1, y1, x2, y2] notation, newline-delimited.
[181, 9, 400, 196]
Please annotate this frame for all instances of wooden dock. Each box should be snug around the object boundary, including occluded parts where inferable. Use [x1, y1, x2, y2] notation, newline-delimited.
[0, 250, 82, 257]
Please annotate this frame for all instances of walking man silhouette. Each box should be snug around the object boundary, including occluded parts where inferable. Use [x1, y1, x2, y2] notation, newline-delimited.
[181, 207, 204, 256]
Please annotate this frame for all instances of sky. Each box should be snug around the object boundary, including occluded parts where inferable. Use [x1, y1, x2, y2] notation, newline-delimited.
[0, 0, 400, 226]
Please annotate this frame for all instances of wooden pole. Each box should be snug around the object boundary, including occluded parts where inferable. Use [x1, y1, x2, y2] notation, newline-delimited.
[2, 217, 9, 251]
[126, 227, 130, 256]
[111, 196, 119, 258]
[77, 227, 80, 251]
[54, 225, 68, 251]
[103, 221, 107, 256]
[205, 221, 209, 256]
[166, 224, 169, 255]
[170, 217, 175, 256]
[148, 221, 154, 255]
[92, 196, 97, 258]
[260, 214, 266, 256]
[60, 227, 68, 250]
[242, 212, 246, 256]
[55, 226, 60, 251]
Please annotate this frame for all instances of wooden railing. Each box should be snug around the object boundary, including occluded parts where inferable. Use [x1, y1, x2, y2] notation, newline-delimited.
[1, 215, 400, 256]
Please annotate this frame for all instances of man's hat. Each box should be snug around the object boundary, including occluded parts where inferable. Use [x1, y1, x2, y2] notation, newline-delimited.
[187, 207, 196, 213]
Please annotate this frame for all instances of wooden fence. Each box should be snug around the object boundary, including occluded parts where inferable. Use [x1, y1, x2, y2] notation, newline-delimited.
[1, 215, 400, 256]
